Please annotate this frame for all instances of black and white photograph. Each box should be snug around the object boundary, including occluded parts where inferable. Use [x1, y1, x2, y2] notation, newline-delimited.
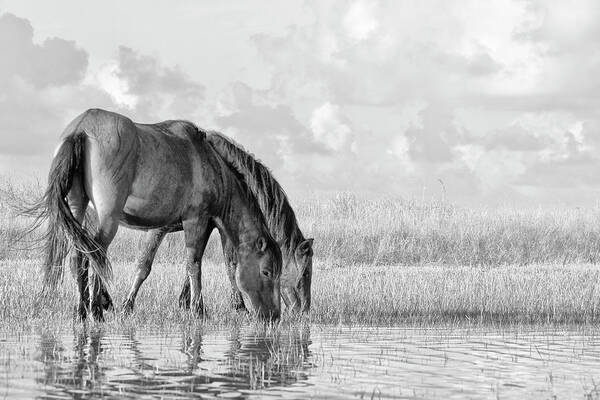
[1, 1, 600, 398]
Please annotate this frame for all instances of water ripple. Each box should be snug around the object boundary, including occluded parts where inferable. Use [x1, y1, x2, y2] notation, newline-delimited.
[1, 324, 600, 399]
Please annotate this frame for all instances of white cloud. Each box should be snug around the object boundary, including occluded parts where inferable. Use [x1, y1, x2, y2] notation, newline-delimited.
[93, 62, 138, 109]
[343, 0, 379, 41]
[3, 2, 600, 204]
[310, 102, 353, 152]
[388, 134, 415, 173]
[0, 12, 118, 159]
[113, 46, 206, 121]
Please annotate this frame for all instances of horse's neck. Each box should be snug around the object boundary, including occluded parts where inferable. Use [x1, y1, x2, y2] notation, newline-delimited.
[217, 182, 262, 248]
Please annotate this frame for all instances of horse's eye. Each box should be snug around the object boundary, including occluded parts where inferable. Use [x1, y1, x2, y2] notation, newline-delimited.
[262, 270, 271, 278]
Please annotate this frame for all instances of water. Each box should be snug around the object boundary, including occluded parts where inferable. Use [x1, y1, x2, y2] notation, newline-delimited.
[1, 324, 600, 399]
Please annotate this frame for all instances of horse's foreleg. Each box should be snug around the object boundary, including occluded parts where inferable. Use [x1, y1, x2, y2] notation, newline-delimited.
[123, 228, 168, 315]
[220, 234, 245, 311]
[178, 276, 191, 309]
[226, 256, 245, 311]
[182, 217, 212, 317]
[178, 232, 245, 311]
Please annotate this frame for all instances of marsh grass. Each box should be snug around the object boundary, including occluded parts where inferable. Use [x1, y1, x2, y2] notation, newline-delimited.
[298, 192, 600, 267]
[3, 181, 600, 267]
[2, 259, 600, 327]
[3, 180, 600, 325]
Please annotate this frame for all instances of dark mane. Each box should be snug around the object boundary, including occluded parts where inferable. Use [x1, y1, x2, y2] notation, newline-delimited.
[228, 161, 272, 236]
[206, 132, 305, 259]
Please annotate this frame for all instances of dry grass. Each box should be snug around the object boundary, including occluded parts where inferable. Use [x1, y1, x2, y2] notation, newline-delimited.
[2, 260, 600, 327]
[2, 179, 600, 325]
[297, 192, 600, 267]
[4, 180, 600, 267]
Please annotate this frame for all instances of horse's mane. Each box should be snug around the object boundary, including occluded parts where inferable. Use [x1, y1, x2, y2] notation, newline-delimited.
[206, 132, 305, 259]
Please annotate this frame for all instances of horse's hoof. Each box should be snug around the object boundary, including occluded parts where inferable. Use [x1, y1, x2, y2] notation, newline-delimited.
[194, 307, 206, 318]
[74, 304, 87, 322]
[179, 292, 191, 309]
[122, 300, 134, 316]
[91, 304, 105, 322]
[101, 291, 114, 312]
[192, 299, 206, 317]
[231, 293, 246, 311]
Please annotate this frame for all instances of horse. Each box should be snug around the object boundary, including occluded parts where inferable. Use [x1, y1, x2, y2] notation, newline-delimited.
[119, 132, 313, 315]
[31, 108, 282, 321]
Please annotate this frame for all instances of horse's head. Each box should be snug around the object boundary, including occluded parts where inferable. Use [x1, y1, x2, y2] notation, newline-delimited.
[236, 235, 282, 320]
[282, 238, 314, 314]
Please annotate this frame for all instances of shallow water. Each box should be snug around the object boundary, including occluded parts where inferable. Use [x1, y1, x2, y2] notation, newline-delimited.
[1, 324, 600, 399]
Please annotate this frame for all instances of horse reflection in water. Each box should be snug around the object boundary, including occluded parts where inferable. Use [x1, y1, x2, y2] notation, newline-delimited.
[224, 324, 312, 390]
[34, 325, 312, 398]
[35, 329, 105, 398]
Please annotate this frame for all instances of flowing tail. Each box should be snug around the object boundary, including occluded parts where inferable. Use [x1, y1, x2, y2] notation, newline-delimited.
[26, 131, 111, 287]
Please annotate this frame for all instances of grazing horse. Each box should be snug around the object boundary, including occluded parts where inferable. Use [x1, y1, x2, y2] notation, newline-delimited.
[33, 108, 281, 321]
[120, 132, 313, 315]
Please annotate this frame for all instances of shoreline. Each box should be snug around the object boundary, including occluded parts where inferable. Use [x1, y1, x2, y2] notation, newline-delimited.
[3, 260, 600, 328]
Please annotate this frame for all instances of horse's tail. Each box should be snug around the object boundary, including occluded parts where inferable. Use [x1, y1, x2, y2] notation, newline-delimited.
[27, 131, 110, 287]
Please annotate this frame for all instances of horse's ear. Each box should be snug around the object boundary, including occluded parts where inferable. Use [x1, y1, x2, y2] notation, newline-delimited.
[256, 236, 268, 252]
[298, 238, 314, 255]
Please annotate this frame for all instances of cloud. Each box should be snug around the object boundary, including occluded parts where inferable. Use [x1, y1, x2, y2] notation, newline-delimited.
[309, 102, 354, 152]
[0, 13, 114, 157]
[3, 2, 600, 204]
[252, 1, 509, 107]
[404, 105, 464, 164]
[514, 118, 600, 189]
[244, 0, 600, 202]
[110, 46, 206, 120]
[343, 0, 379, 41]
[0, 13, 88, 88]
[0, 14, 208, 163]
[214, 82, 324, 173]
[483, 125, 548, 152]
[214, 83, 380, 192]
[0, 77, 116, 156]
[95, 62, 138, 109]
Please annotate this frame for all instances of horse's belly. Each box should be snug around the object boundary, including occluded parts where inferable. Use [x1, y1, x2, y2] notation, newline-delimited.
[122, 194, 182, 229]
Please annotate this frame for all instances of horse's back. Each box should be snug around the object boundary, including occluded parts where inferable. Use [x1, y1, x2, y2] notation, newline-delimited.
[72, 109, 207, 171]
[140, 120, 206, 141]
[66, 109, 216, 227]
[71, 108, 206, 150]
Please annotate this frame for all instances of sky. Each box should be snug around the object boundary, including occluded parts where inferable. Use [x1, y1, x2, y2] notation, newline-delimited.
[1, 0, 599, 205]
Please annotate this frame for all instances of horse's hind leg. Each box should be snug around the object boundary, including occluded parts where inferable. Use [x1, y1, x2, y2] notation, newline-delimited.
[123, 228, 168, 315]
[66, 174, 91, 320]
[66, 175, 114, 320]
[89, 213, 120, 321]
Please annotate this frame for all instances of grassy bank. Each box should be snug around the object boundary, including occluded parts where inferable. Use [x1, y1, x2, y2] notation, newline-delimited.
[2, 260, 600, 327]
[3, 180, 600, 267]
[3, 181, 600, 326]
